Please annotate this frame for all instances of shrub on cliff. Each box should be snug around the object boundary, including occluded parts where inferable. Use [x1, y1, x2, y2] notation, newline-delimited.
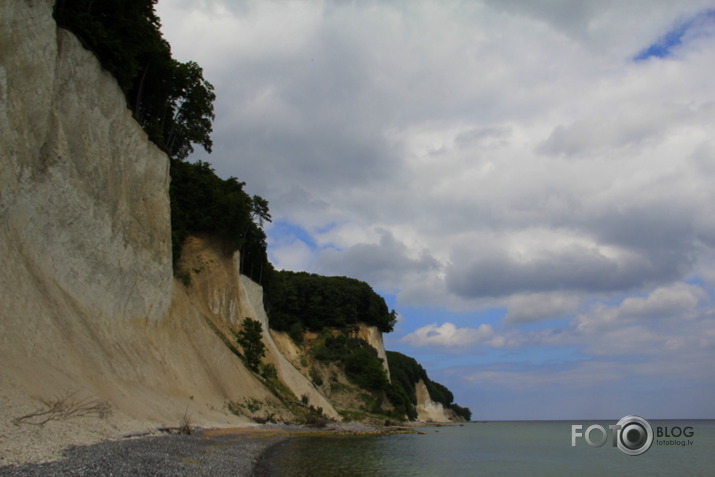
[235, 318, 266, 373]
[311, 334, 420, 420]
[386, 351, 424, 405]
[448, 403, 472, 422]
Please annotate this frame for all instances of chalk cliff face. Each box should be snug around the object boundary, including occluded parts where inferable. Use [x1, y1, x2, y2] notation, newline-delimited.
[355, 323, 391, 380]
[414, 379, 452, 423]
[0, 1, 338, 461]
[0, 0, 173, 332]
[0, 0, 177, 391]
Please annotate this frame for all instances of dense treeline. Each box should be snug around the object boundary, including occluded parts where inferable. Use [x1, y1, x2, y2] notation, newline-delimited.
[387, 351, 472, 421]
[169, 159, 272, 283]
[54, 0, 215, 159]
[265, 271, 397, 334]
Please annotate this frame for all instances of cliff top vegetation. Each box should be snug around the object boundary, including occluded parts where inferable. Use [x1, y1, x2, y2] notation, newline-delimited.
[266, 270, 397, 334]
[169, 159, 272, 284]
[54, 0, 215, 160]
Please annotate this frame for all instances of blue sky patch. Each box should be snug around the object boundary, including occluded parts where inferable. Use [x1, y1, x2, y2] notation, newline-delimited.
[634, 9, 715, 61]
[268, 220, 318, 249]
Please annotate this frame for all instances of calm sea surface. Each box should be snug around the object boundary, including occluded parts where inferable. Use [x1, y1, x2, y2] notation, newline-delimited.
[257, 420, 715, 476]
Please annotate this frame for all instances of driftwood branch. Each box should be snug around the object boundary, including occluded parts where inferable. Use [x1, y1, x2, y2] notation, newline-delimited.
[12, 392, 112, 427]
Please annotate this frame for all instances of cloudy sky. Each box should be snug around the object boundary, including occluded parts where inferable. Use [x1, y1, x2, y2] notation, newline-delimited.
[157, 0, 715, 420]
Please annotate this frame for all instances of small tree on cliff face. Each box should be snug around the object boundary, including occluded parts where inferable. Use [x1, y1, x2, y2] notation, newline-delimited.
[236, 318, 266, 372]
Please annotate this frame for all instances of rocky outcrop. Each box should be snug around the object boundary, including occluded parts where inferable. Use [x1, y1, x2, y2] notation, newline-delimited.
[354, 323, 391, 380]
[414, 379, 452, 422]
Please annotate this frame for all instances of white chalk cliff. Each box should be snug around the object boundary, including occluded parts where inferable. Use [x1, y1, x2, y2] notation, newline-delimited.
[414, 379, 453, 423]
[0, 0, 356, 461]
[0, 1, 463, 464]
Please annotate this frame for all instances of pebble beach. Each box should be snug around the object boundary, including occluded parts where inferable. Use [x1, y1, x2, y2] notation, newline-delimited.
[0, 430, 283, 476]
[0, 423, 397, 476]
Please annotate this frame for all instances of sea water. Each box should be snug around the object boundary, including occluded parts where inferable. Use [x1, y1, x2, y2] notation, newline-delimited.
[257, 420, 715, 476]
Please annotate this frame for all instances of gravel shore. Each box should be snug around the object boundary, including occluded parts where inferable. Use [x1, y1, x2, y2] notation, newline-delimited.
[0, 430, 286, 477]
[0, 421, 409, 476]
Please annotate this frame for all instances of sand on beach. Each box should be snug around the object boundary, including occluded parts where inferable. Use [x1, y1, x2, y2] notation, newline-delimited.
[0, 360, 265, 467]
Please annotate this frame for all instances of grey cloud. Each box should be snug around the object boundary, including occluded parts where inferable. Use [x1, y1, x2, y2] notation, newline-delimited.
[690, 140, 715, 175]
[537, 108, 673, 158]
[315, 229, 439, 290]
[505, 294, 580, 325]
[188, 14, 405, 212]
[159, 0, 715, 311]
[445, 243, 685, 299]
[481, 0, 602, 36]
[588, 203, 698, 252]
[443, 183, 708, 299]
[455, 126, 512, 149]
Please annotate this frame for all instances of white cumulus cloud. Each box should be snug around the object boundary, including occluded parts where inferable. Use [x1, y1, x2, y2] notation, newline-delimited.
[401, 322, 504, 348]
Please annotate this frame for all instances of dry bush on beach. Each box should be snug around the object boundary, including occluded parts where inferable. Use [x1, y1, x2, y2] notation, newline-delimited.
[178, 409, 193, 435]
[12, 392, 112, 427]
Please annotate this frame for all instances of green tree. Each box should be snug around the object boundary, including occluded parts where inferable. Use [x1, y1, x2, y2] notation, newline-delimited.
[235, 318, 266, 372]
[162, 60, 216, 159]
[250, 195, 272, 228]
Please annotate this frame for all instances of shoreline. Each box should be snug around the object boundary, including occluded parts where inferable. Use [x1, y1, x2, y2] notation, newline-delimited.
[252, 437, 292, 477]
[0, 427, 287, 477]
[0, 422, 423, 476]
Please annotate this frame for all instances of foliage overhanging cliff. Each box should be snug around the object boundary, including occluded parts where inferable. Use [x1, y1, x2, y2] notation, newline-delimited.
[168, 159, 271, 282]
[53, 0, 215, 160]
[42, 0, 471, 423]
